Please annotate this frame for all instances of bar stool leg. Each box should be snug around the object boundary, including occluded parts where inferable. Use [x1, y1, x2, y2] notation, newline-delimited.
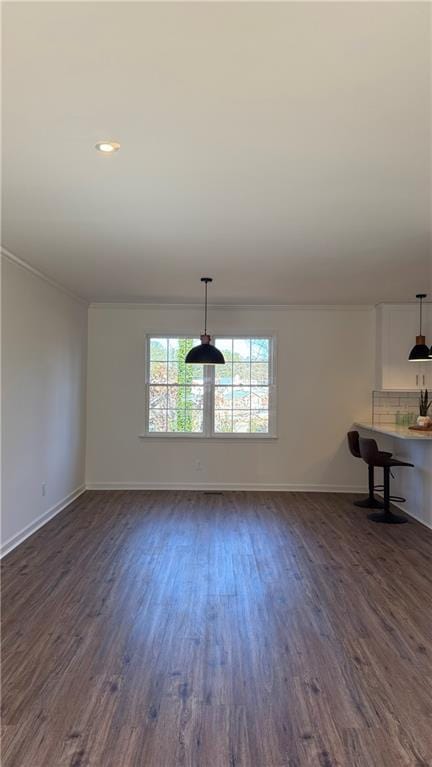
[354, 465, 384, 509]
[367, 467, 408, 524]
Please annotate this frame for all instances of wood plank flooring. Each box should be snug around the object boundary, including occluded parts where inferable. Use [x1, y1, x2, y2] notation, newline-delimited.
[2, 490, 432, 767]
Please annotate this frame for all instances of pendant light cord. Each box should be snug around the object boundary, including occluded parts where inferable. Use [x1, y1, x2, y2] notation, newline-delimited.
[204, 280, 208, 335]
[419, 295, 423, 335]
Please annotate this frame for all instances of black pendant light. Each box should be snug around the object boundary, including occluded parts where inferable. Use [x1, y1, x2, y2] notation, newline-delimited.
[185, 278, 225, 365]
[408, 293, 430, 362]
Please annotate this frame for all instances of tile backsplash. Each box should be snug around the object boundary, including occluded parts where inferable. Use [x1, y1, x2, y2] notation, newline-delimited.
[372, 391, 420, 426]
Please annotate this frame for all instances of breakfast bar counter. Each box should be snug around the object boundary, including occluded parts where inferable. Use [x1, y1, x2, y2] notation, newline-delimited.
[354, 422, 432, 529]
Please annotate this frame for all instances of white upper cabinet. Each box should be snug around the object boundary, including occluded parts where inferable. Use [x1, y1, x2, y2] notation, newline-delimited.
[375, 303, 432, 391]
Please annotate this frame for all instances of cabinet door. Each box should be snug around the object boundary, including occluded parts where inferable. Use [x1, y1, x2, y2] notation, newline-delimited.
[378, 305, 431, 390]
[424, 304, 432, 389]
[413, 304, 432, 389]
[388, 307, 419, 389]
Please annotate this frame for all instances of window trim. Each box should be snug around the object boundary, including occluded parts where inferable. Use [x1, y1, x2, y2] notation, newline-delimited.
[143, 333, 277, 439]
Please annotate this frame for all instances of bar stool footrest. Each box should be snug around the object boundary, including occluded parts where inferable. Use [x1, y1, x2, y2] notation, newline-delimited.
[373, 489, 406, 503]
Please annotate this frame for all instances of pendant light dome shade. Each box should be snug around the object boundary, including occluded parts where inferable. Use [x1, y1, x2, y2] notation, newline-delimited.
[409, 338, 430, 361]
[185, 334, 226, 364]
[408, 294, 431, 362]
[185, 278, 225, 365]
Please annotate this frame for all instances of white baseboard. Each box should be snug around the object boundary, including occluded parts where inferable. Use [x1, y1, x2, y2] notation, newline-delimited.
[0, 485, 86, 558]
[86, 481, 366, 493]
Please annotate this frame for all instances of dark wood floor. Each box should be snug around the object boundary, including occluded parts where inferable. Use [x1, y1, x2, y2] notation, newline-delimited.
[2, 491, 432, 767]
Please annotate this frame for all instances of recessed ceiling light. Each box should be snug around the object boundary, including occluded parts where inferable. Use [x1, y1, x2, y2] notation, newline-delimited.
[95, 141, 120, 154]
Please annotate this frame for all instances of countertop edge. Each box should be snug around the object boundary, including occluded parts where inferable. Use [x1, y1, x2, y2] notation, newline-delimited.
[354, 422, 432, 441]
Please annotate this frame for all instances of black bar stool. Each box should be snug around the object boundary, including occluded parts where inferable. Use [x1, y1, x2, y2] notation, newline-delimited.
[347, 430, 385, 509]
[358, 436, 414, 524]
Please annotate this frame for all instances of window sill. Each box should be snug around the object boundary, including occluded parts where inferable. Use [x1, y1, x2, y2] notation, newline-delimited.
[138, 433, 278, 441]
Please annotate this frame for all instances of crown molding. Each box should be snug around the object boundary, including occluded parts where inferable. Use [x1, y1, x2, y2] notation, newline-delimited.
[88, 301, 375, 312]
[375, 301, 432, 308]
[1, 247, 88, 306]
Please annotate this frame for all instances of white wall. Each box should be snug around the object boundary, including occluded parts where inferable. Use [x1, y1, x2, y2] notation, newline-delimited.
[86, 304, 374, 490]
[1, 256, 88, 554]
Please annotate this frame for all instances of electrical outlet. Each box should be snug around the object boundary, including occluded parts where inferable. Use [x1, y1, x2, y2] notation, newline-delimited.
[42, 482, 46, 497]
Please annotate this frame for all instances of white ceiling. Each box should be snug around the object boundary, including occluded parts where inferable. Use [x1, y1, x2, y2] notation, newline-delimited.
[2, 2, 431, 304]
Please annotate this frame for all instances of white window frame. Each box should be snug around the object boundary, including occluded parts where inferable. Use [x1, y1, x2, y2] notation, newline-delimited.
[143, 333, 277, 439]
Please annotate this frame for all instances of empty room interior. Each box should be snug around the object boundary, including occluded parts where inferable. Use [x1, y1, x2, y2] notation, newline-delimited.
[1, 2, 432, 766]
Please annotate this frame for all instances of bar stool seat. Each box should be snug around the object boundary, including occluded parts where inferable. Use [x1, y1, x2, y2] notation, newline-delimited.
[358, 437, 414, 524]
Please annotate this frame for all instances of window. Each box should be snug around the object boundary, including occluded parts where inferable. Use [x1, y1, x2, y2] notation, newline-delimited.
[147, 338, 204, 434]
[145, 336, 275, 437]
